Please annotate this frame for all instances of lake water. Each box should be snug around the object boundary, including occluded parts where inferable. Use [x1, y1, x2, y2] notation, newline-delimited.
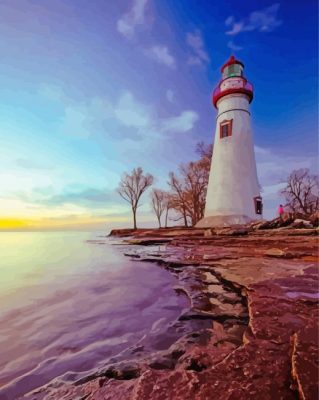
[0, 232, 188, 399]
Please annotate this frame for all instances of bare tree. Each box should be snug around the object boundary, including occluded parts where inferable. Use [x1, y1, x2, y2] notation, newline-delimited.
[167, 143, 212, 227]
[151, 189, 166, 228]
[196, 141, 213, 164]
[180, 159, 210, 225]
[168, 172, 190, 227]
[117, 167, 154, 229]
[281, 169, 319, 215]
[163, 192, 174, 228]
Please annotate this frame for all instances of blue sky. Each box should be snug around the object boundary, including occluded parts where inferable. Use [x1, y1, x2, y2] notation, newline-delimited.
[0, 0, 317, 229]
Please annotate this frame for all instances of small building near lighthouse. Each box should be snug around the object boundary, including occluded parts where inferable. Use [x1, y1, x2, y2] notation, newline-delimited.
[197, 55, 263, 228]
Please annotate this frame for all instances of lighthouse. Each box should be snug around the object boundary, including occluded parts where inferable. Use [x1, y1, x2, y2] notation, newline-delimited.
[197, 55, 262, 227]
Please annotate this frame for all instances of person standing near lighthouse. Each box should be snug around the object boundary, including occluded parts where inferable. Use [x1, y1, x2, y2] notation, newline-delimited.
[197, 55, 263, 227]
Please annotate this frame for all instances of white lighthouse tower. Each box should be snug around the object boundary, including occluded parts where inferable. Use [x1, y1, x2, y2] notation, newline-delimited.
[197, 55, 263, 228]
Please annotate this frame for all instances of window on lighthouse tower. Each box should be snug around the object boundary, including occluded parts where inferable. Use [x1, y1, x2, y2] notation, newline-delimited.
[220, 119, 233, 139]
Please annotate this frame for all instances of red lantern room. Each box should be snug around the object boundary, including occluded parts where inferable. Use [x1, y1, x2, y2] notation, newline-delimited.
[212, 55, 253, 108]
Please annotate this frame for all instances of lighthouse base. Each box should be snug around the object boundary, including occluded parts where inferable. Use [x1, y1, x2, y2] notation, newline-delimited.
[196, 214, 254, 228]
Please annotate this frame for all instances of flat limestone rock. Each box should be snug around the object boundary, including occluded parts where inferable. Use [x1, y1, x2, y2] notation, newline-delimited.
[291, 321, 319, 400]
[34, 227, 318, 400]
[265, 248, 286, 257]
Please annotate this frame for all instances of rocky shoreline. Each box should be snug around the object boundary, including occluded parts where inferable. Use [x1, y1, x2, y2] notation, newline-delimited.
[26, 223, 318, 400]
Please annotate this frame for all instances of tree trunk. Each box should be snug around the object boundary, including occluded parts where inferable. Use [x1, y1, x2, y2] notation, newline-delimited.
[157, 216, 161, 228]
[165, 208, 169, 228]
[132, 208, 137, 230]
[183, 210, 188, 227]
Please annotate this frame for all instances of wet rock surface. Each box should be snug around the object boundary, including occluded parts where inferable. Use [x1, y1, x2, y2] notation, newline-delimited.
[25, 226, 318, 400]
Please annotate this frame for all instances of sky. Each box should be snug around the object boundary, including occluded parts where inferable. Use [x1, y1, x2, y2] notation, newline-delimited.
[0, 0, 317, 231]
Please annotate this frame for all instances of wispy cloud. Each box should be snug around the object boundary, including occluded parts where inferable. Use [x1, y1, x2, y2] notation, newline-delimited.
[41, 89, 149, 138]
[225, 3, 282, 36]
[186, 29, 210, 66]
[15, 158, 54, 170]
[145, 45, 176, 68]
[227, 40, 243, 52]
[61, 97, 112, 138]
[161, 111, 199, 133]
[40, 85, 199, 142]
[116, 1, 176, 72]
[166, 89, 174, 103]
[44, 187, 118, 207]
[114, 91, 150, 128]
[15, 185, 121, 209]
[117, 0, 148, 39]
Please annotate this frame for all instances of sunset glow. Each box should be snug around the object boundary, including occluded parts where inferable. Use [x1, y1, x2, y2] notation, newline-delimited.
[0, 0, 317, 230]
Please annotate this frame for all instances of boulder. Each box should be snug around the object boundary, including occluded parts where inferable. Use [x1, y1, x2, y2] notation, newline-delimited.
[291, 219, 313, 229]
[309, 211, 319, 227]
[249, 220, 267, 230]
[257, 218, 280, 230]
[214, 227, 249, 236]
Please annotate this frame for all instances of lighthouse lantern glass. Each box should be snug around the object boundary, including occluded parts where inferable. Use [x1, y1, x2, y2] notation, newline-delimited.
[222, 64, 243, 79]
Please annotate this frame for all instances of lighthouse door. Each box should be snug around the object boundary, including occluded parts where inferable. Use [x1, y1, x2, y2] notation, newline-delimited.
[254, 197, 263, 215]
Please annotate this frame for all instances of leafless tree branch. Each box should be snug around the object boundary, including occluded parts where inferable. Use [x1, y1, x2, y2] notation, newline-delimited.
[117, 167, 153, 229]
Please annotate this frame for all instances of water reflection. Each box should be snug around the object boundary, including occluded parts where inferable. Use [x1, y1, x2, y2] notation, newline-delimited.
[0, 232, 187, 399]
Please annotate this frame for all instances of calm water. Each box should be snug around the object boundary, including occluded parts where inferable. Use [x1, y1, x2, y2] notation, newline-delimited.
[0, 232, 187, 399]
